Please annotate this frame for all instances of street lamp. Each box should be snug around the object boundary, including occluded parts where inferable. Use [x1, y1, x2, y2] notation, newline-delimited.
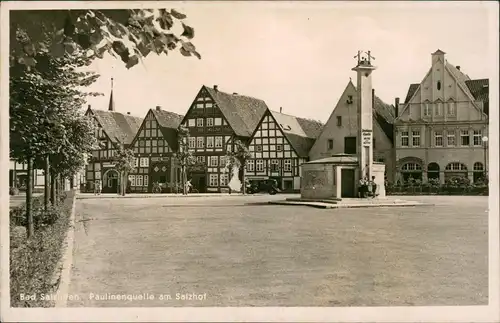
[482, 136, 488, 182]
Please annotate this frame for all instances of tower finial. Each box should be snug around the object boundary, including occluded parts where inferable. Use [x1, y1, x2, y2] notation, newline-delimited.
[108, 76, 115, 112]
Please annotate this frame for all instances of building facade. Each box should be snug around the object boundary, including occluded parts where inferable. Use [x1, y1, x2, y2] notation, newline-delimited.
[83, 105, 143, 193]
[246, 109, 324, 191]
[308, 80, 396, 181]
[180, 85, 268, 192]
[394, 49, 489, 184]
[9, 160, 45, 190]
[127, 107, 183, 193]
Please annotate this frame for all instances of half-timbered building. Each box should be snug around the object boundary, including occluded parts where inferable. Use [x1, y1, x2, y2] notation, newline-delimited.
[127, 106, 183, 193]
[180, 85, 269, 192]
[83, 96, 143, 193]
[246, 109, 324, 192]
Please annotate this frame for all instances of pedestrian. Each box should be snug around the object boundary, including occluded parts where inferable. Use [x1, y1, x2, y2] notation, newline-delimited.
[94, 180, 102, 195]
[371, 176, 378, 198]
[358, 178, 366, 198]
[185, 179, 193, 194]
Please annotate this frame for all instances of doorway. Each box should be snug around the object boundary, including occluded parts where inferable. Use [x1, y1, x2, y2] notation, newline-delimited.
[341, 168, 355, 197]
[103, 170, 119, 193]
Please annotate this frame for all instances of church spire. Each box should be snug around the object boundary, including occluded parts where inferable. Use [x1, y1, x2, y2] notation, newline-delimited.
[108, 77, 115, 112]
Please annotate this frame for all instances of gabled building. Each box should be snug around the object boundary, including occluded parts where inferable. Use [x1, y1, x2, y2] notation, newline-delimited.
[83, 85, 143, 193]
[180, 85, 269, 192]
[246, 108, 324, 191]
[395, 49, 489, 184]
[308, 80, 396, 181]
[127, 106, 183, 193]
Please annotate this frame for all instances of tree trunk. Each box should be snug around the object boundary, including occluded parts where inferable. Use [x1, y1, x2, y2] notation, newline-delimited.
[51, 171, 57, 205]
[122, 172, 126, 196]
[26, 157, 34, 238]
[242, 165, 246, 195]
[182, 166, 187, 195]
[44, 155, 50, 210]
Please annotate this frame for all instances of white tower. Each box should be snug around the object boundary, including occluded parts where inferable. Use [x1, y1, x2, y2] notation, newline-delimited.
[352, 51, 377, 181]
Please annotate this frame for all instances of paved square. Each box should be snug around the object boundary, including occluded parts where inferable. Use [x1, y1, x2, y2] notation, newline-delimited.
[67, 195, 488, 307]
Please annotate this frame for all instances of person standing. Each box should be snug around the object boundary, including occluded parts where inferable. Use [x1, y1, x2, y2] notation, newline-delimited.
[371, 176, 378, 198]
[358, 178, 366, 198]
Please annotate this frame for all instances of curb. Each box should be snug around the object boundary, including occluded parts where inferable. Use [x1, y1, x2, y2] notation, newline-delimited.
[268, 201, 434, 209]
[75, 193, 280, 199]
[53, 192, 77, 307]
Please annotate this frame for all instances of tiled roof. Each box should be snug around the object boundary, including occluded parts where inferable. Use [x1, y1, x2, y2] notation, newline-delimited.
[151, 109, 184, 150]
[446, 62, 474, 98]
[270, 110, 325, 158]
[404, 84, 419, 104]
[373, 95, 396, 143]
[465, 79, 489, 115]
[92, 109, 143, 146]
[204, 86, 269, 137]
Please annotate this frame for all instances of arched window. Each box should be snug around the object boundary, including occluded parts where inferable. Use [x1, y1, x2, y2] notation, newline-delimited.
[427, 162, 440, 181]
[444, 162, 468, 181]
[473, 162, 485, 183]
[447, 99, 456, 116]
[437, 81, 442, 90]
[401, 162, 423, 182]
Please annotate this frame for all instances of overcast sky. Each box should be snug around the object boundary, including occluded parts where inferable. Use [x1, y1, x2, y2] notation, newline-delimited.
[83, 1, 495, 122]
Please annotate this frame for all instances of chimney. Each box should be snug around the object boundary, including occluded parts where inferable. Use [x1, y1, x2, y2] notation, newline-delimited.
[88, 104, 91, 109]
[456, 66, 460, 71]
[156, 106, 161, 111]
[213, 85, 218, 91]
[127, 112, 131, 115]
[395, 97, 400, 117]
[233, 92, 238, 95]
[280, 107, 283, 113]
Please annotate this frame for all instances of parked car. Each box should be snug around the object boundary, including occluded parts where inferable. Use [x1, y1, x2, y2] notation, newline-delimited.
[246, 179, 280, 195]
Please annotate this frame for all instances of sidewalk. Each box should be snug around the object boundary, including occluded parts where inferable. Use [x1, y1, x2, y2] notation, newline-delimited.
[269, 196, 432, 209]
[76, 192, 282, 199]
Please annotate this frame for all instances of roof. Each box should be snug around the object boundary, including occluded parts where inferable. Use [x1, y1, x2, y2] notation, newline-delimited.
[432, 49, 446, 55]
[305, 154, 358, 164]
[269, 110, 325, 158]
[404, 84, 420, 104]
[465, 79, 489, 115]
[204, 86, 269, 137]
[151, 108, 184, 150]
[91, 109, 143, 145]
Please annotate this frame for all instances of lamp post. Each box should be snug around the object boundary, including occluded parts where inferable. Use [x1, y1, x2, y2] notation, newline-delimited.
[482, 136, 488, 182]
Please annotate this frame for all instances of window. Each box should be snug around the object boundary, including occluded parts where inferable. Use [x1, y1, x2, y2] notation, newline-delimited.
[270, 159, 279, 171]
[473, 162, 485, 183]
[344, 136, 356, 154]
[247, 160, 255, 171]
[140, 157, 149, 167]
[256, 159, 264, 171]
[220, 174, 229, 186]
[337, 116, 342, 126]
[447, 101, 456, 115]
[473, 130, 482, 146]
[447, 131, 456, 146]
[473, 162, 484, 171]
[412, 130, 420, 147]
[209, 156, 218, 167]
[196, 118, 204, 127]
[427, 162, 440, 181]
[423, 103, 431, 116]
[189, 137, 196, 149]
[209, 174, 218, 187]
[437, 80, 441, 90]
[401, 131, 409, 147]
[276, 144, 283, 151]
[206, 118, 214, 127]
[214, 118, 222, 126]
[144, 175, 148, 187]
[197, 137, 204, 148]
[445, 162, 467, 171]
[256, 145, 263, 152]
[402, 163, 422, 171]
[434, 131, 443, 147]
[435, 102, 443, 116]
[284, 159, 292, 171]
[215, 136, 223, 148]
[129, 175, 136, 187]
[206, 137, 214, 148]
[134, 158, 139, 167]
[188, 119, 195, 127]
[400, 162, 423, 182]
[461, 130, 470, 146]
[220, 155, 226, 167]
[136, 175, 143, 187]
[327, 139, 334, 150]
[196, 156, 205, 164]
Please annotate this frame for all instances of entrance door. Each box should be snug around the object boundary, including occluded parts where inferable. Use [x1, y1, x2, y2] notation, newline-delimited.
[198, 176, 206, 193]
[103, 171, 118, 193]
[341, 169, 355, 197]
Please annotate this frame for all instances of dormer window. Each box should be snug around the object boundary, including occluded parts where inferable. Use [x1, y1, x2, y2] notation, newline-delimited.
[437, 81, 441, 90]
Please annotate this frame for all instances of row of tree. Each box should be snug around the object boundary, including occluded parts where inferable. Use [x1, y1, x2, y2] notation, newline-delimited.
[9, 8, 201, 239]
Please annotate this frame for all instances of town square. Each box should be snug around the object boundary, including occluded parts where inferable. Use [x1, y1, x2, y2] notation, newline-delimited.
[3, 2, 497, 323]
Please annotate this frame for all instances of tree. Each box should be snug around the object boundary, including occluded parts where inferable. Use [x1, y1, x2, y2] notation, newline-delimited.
[224, 139, 252, 195]
[10, 44, 100, 237]
[174, 126, 196, 195]
[114, 144, 136, 196]
[10, 9, 201, 71]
